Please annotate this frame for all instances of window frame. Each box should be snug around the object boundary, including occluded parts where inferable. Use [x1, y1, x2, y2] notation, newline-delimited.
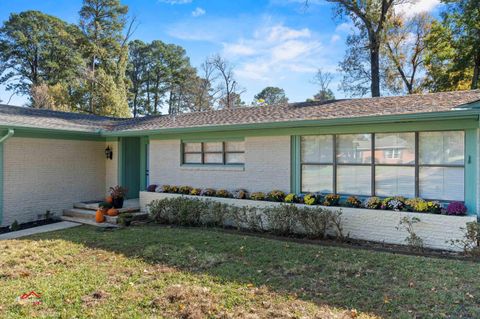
[182, 140, 245, 166]
[299, 130, 466, 202]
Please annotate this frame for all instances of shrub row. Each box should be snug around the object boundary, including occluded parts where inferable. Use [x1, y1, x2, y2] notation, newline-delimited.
[147, 197, 345, 240]
[147, 184, 468, 216]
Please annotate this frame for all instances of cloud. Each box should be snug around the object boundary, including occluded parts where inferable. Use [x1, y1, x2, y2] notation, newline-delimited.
[396, 0, 442, 17]
[158, 0, 192, 4]
[191, 7, 206, 17]
[221, 22, 336, 84]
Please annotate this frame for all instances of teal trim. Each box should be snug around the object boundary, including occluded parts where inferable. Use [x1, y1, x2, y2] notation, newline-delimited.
[290, 136, 301, 194]
[149, 118, 479, 141]
[103, 110, 480, 137]
[465, 129, 477, 216]
[0, 125, 103, 140]
[139, 136, 149, 191]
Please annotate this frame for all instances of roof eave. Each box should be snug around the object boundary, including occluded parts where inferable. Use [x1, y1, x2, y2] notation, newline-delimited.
[101, 109, 480, 137]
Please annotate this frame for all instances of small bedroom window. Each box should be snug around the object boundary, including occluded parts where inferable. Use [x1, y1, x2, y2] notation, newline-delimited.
[182, 140, 245, 165]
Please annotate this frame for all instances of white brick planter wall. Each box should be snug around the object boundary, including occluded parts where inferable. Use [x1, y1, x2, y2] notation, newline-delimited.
[140, 191, 477, 252]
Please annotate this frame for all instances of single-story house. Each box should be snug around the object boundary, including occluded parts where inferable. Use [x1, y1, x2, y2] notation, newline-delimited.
[1, 90, 480, 246]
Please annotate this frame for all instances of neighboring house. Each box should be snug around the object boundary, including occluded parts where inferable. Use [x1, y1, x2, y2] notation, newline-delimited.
[1, 90, 480, 227]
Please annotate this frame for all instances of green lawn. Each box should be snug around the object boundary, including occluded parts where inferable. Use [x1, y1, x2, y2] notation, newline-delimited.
[1, 225, 479, 318]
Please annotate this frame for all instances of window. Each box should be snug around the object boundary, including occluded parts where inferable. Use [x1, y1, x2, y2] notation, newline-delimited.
[375, 133, 415, 197]
[299, 130, 465, 202]
[182, 140, 245, 165]
[419, 131, 464, 201]
[301, 136, 334, 193]
[336, 134, 372, 195]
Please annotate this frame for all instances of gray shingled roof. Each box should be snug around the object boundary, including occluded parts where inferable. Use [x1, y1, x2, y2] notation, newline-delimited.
[1, 90, 480, 134]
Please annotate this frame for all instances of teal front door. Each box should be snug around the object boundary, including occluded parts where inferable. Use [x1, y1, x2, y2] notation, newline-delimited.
[121, 137, 141, 199]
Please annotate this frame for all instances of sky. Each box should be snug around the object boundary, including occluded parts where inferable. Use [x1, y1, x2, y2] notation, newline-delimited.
[0, 0, 444, 109]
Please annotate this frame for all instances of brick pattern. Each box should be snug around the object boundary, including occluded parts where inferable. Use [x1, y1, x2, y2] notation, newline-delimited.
[2, 138, 106, 226]
[140, 192, 476, 252]
[149, 136, 291, 193]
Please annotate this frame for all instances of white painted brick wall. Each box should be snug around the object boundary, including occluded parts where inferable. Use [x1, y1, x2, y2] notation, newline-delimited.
[2, 137, 106, 226]
[105, 140, 119, 188]
[149, 136, 291, 193]
[140, 192, 476, 252]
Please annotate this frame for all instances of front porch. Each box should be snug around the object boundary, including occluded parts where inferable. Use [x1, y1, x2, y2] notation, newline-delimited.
[61, 199, 147, 227]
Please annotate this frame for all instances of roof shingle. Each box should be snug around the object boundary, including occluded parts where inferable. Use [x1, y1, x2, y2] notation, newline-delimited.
[1, 90, 479, 134]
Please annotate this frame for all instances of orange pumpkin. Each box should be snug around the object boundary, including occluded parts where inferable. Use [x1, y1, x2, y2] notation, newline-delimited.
[95, 210, 105, 223]
[107, 208, 119, 217]
[105, 196, 113, 204]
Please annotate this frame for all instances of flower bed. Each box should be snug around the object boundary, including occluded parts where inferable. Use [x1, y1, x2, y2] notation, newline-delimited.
[140, 191, 477, 252]
[147, 185, 468, 216]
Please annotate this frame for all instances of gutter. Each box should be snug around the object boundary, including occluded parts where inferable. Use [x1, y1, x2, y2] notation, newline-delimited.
[0, 129, 14, 143]
[0, 129, 14, 226]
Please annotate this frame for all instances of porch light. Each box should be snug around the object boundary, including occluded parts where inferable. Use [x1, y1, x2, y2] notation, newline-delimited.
[105, 146, 113, 160]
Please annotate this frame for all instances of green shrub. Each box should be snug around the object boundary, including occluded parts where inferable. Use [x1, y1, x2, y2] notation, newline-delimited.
[284, 193, 297, 203]
[344, 196, 361, 208]
[179, 186, 193, 195]
[267, 190, 286, 202]
[265, 204, 298, 236]
[323, 194, 340, 206]
[190, 188, 202, 196]
[215, 189, 231, 198]
[250, 192, 266, 201]
[148, 197, 206, 226]
[9, 220, 20, 231]
[303, 193, 317, 205]
[364, 197, 382, 209]
[449, 222, 480, 257]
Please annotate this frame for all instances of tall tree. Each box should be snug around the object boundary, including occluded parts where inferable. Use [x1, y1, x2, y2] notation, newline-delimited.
[424, 0, 480, 91]
[206, 54, 244, 109]
[308, 0, 401, 97]
[383, 13, 432, 94]
[254, 87, 288, 106]
[311, 69, 335, 101]
[126, 40, 149, 117]
[79, 0, 130, 117]
[0, 11, 82, 105]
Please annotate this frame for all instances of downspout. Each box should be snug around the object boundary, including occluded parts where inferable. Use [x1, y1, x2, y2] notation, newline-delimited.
[0, 129, 14, 226]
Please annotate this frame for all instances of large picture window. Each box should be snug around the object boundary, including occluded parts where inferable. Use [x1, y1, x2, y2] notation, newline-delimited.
[182, 140, 245, 165]
[300, 130, 465, 201]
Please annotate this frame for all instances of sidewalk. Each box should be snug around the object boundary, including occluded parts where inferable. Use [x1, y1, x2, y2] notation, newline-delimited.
[0, 221, 80, 240]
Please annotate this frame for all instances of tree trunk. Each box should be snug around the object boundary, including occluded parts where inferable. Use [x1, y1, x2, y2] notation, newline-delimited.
[370, 41, 381, 97]
[472, 50, 480, 90]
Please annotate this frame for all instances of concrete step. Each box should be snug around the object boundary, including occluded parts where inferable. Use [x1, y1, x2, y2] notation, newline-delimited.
[63, 208, 120, 224]
[60, 216, 119, 228]
[73, 202, 140, 214]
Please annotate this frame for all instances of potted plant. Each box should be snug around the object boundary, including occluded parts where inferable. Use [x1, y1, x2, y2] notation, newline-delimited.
[109, 186, 128, 209]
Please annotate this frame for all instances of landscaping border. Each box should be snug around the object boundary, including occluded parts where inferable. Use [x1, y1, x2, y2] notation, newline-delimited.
[140, 191, 476, 252]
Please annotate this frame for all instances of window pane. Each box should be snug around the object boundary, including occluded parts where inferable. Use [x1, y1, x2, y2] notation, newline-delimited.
[375, 132, 415, 164]
[184, 153, 202, 164]
[225, 141, 245, 152]
[301, 165, 333, 193]
[204, 153, 223, 164]
[375, 166, 415, 197]
[203, 142, 223, 152]
[226, 153, 245, 164]
[419, 167, 464, 201]
[337, 134, 372, 164]
[184, 142, 201, 152]
[337, 165, 371, 195]
[301, 135, 333, 163]
[419, 131, 464, 165]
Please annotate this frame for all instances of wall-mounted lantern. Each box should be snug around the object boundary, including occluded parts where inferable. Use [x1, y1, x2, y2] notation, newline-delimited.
[105, 146, 113, 160]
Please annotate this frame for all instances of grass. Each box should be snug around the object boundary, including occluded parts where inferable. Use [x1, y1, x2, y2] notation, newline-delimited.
[1, 225, 480, 318]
